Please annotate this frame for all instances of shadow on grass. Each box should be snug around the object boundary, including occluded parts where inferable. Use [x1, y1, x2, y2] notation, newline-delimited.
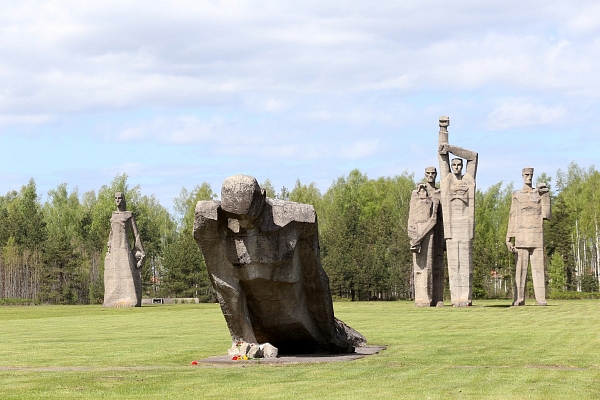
[483, 304, 558, 308]
[482, 305, 511, 308]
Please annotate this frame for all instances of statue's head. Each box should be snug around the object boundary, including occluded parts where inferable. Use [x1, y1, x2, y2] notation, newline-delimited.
[451, 158, 463, 175]
[439, 116, 450, 128]
[425, 166, 437, 183]
[221, 174, 266, 223]
[114, 192, 126, 211]
[522, 167, 534, 185]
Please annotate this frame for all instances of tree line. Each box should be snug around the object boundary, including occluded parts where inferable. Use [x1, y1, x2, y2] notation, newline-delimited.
[0, 163, 598, 304]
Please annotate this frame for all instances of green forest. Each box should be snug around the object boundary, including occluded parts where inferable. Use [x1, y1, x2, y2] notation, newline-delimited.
[0, 162, 599, 305]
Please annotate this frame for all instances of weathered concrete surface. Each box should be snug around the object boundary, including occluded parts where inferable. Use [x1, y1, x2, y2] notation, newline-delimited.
[193, 174, 366, 355]
[506, 168, 551, 306]
[438, 116, 478, 307]
[228, 341, 278, 358]
[424, 167, 446, 306]
[408, 167, 445, 306]
[103, 192, 146, 308]
[408, 183, 440, 306]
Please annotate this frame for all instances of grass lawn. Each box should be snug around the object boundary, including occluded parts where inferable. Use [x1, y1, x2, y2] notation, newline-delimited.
[0, 300, 599, 399]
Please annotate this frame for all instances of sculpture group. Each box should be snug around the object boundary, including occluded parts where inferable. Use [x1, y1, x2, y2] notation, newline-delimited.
[101, 115, 552, 359]
[100, 178, 366, 357]
[408, 116, 551, 307]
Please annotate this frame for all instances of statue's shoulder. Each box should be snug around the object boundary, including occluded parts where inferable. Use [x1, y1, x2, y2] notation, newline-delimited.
[462, 173, 476, 185]
[441, 173, 453, 183]
[410, 189, 418, 202]
[268, 198, 316, 226]
[112, 210, 132, 219]
[195, 200, 222, 220]
[511, 189, 524, 200]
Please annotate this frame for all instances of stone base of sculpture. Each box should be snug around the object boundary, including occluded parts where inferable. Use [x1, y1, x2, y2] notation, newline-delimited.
[228, 341, 279, 359]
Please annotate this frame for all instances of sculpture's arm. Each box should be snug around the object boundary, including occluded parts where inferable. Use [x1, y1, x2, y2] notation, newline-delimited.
[505, 195, 517, 253]
[211, 273, 257, 345]
[447, 144, 478, 179]
[407, 192, 419, 242]
[130, 216, 146, 268]
[193, 201, 222, 242]
[414, 201, 439, 245]
[438, 148, 451, 177]
[408, 199, 438, 246]
[107, 226, 113, 254]
[192, 200, 257, 344]
[537, 184, 551, 220]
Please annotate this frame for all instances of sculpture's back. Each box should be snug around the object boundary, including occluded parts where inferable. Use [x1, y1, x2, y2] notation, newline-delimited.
[194, 175, 365, 355]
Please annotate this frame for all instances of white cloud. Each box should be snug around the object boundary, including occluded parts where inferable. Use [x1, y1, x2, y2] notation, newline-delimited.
[487, 100, 567, 130]
[0, 114, 54, 125]
[116, 115, 224, 144]
[2, 0, 600, 118]
[101, 162, 145, 177]
[340, 140, 380, 159]
[566, 3, 600, 35]
[0, 1, 600, 208]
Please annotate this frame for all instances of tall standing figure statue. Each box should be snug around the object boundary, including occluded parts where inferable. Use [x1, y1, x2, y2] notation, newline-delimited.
[506, 168, 551, 306]
[437, 116, 478, 307]
[424, 166, 446, 305]
[103, 192, 146, 307]
[408, 183, 440, 306]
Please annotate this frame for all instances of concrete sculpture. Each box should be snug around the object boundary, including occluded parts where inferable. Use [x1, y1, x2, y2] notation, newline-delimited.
[424, 167, 445, 306]
[506, 167, 551, 306]
[103, 192, 146, 307]
[408, 183, 440, 306]
[193, 174, 365, 356]
[438, 116, 478, 307]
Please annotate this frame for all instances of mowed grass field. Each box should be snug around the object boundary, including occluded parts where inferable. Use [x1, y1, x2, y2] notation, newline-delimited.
[0, 300, 599, 399]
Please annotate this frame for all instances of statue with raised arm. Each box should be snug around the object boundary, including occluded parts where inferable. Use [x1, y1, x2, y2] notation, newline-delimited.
[438, 116, 478, 307]
[193, 174, 365, 356]
[408, 183, 440, 306]
[506, 167, 551, 306]
[103, 192, 146, 307]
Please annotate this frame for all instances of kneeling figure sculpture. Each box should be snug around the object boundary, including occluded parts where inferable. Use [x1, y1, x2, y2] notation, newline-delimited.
[193, 175, 365, 356]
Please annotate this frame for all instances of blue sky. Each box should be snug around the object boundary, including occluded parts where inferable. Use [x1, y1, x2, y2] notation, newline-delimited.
[1, 1, 599, 209]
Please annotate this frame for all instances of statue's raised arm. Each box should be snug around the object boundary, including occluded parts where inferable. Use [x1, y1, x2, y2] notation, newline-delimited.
[437, 116, 451, 177]
[437, 116, 478, 180]
[446, 145, 478, 180]
[436, 116, 478, 307]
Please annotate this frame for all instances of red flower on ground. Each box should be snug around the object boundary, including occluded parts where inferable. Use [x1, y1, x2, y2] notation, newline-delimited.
[191, 360, 198, 365]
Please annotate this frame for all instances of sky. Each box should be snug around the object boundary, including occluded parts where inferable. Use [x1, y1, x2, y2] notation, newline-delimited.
[1, 1, 599, 210]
